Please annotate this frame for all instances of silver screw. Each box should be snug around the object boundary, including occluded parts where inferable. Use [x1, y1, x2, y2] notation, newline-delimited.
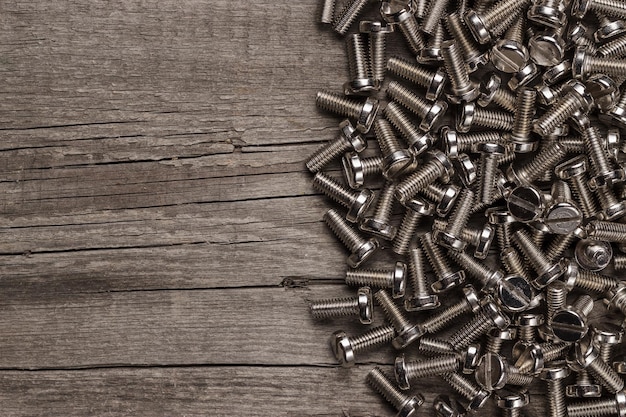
[605, 284, 626, 316]
[360, 181, 398, 240]
[444, 12, 489, 73]
[386, 81, 448, 132]
[374, 289, 424, 349]
[386, 56, 447, 100]
[544, 180, 583, 235]
[507, 141, 567, 185]
[572, 0, 626, 21]
[323, 208, 379, 268]
[545, 231, 583, 263]
[345, 260, 407, 299]
[367, 367, 425, 416]
[422, 0, 452, 35]
[511, 228, 565, 289]
[540, 363, 569, 417]
[592, 323, 624, 364]
[395, 353, 461, 390]
[392, 198, 433, 256]
[316, 90, 379, 133]
[448, 250, 504, 293]
[528, 0, 567, 29]
[360, 21, 394, 84]
[509, 87, 538, 153]
[309, 286, 374, 324]
[344, 33, 378, 96]
[478, 74, 516, 111]
[478, 143, 505, 204]
[495, 389, 529, 417]
[500, 247, 530, 279]
[306, 120, 366, 173]
[516, 341, 571, 374]
[421, 232, 466, 293]
[568, 267, 620, 294]
[555, 155, 601, 220]
[433, 188, 475, 251]
[486, 328, 516, 354]
[381, 1, 426, 56]
[573, 46, 626, 80]
[491, 16, 529, 74]
[597, 32, 626, 57]
[440, 372, 491, 412]
[551, 294, 594, 343]
[546, 281, 568, 325]
[475, 353, 534, 390]
[449, 301, 510, 350]
[574, 333, 625, 394]
[456, 102, 514, 133]
[433, 394, 466, 417]
[394, 150, 454, 205]
[567, 391, 626, 417]
[332, 0, 370, 36]
[421, 285, 481, 334]
[313, 172, 374, 223]
[433, 219, 495, 259]
[614, 255, 626, 270]
[587, 220, 626, 243]
[374, 118, 416, 180]
[568, 22, 599, 55]
[464, 0, 533, 44]
[566, 368, 602, 398]
[441, 40, 480, 103]
[575, 239, 613, 271]
[331, 325, 396, 367]
[594, 12, 626, 42]
[605, 84, 626, 129]
[320, 0, 336, 24]
[420, 181, 461, 217]
[532, 81, 592, 137]
[384, 101, 435, 157]
[405, 246, 440, 311]
[580, 115, 625, 192]
[528, 26, 567, 68]
[342, 152, 383, 189]
[418, 21, 445, 64]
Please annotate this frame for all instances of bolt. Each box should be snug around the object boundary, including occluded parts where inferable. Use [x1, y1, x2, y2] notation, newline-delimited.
[592, 323, 624, 364]
[384, 102, 435, 157]
[323, 208, 379, 268]
[313, 172, 374, 223]
[529, 27, 566, 67]
[595, 12, 626, 42]
[586, 74, 620, 113]
[418, 20, 445, 64]
[555, 155, 601, 220]
[543, 60, 571, 86]
[316, 90, 379, 133]
[432, 188, 475, 251]
[571, 0, 626, 20]
[566, 366, 602, 398]
[506, 185, 547, 223]
[441, 40, 480, 103]
[394, 150, 454, 205]
[422, 0, 452, 35]
[344, 33, 378, 96]
[360, 181, 397, 240]
[386, 81, 448, 132]
[536, 81, 567, 107]
[444, 12, 489, 73]
[546, 280, 568, 326]
[500, 247, 531, 279]
[478, 73, 516, 112]
[604, 284, 626, 316]
[544, 180, 583, 235]
[374, 289, 424, 349]
[331, 325, 396, 367]
[374, 118, 416, 180]
[587, 220, 626, 243]
[551, 294, 594, 343]
[345, 261, 407, 299]
[475, 353, 533, 391]
[495, 389, 529, 417]
[320, 0, 336, 24]
[606, 85, 626, 128]
[309, 286, 374, 324]
[491, 16, 529, 74]
[568, 22, 599, 55]
[457, 102, 514, 133]
[448, 250, 504, 293]
[580, 116, 626, 193]
[342, 152, 383, 189]
[433, 395, 466, 417]
[496, 274, 534, 313]
[509, 87, 538, 153]
[441, 372, 491, 412]
[567, 390, 626, 417]
[573, 46, 626, 80]
[486, 207, 516, 250]
[477, 143, 505, 205]
[449, 301, 510, 350]
[367, 366, 424, 417]
[508, 62, 540, 91]
[540, 363, 569, 417]
[575, 333, 625, 394]
[306, 120, 366, 173]
[533, 81, 592, 137]
[516, 313, 544, 347]
[392, 196, 433, 256]
[614, 255, 626, 270]
[420, 181, 461, 217]
[360, 21, 394, 84]
[332, 0, 369, 35]
[516, 341, 571, 374]
[575, 239, 613, 271]
[395, 353, 461, 390]
[421, 232, 466, 293]
[405, 246, 440, 311]
[507, 141, 567, 185]
[421, 285, 481, 334]
[381, 1, 426, 56]
[465, 0, 532, 44]
[598, 32, 626, 57]
[386, 56, 447, 100]
[452, 153, 479, 189]
[568, 267, 620, 294]
[511, 228, 566, 289]
[433, 219, 495, 259]
[486, 328, 516, 354]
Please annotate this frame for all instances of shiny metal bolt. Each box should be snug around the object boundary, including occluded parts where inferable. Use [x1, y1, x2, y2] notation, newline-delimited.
[574, 333, 625, 394]
[594, 12, 626, 42]
[433, 219, 495, 259]
[478, 73, 516, 112]
[384, 102, 435, 157]
[367, 366, 425, 416]
[418, 21, 446, 64]
[465, 0, 532, 44]
[342, 152, 383, 189]
[316, 90, 379, 133]
[580, 115, 625, 192]
[555, 155, 601, 220]
[375, 289, 424, 349]
[405, 246, 440, 311]
[421, 232, 466, 293]
[544, 180, 583, 235]
[572, 0, 626, 21]
[575, 239, 613, 271]
[306, 120, 366, 173]
[392, 196, 432, 256]
[444, 12, 489, 73]
[360, 20, 394, 84]
[374, 118, 416, 180]
[421, 285, 481, 334]
[331, 325, 396, 367]
[441, 40, 480, 103]
[475, 353, 533, 391]
[332, 0, 369, 35]
[395, 150, 454, 205]
[449, 301, 510, 350]
[486, 328, 516, 354]
[511, 228, 565, 289]
[592, 323, 624, 364]
[491, 16, 529, 74]
[381, 1, 426, 56]
[386, 81, 448, 132]
[546, 281, 568, 325]
[587, 220, 626, 243]
[360, 181, 398, 240]
[457, 103, 514, 134]
[495, 389, 529, 417]
[551, 294, 594, 343]
[567, 391, 626, 417]
[433, 188, 475, 251]
[573, 46, 626, 80]
[507, 142, 567, 185]
[529, 26, 566, 67]
[309, 286, 374, 324]
[509, 87, 538, 153]
[540, 363, 569, 417]
[386, 56, 447, 100]
[506, 184, 547, 223]
[323, 208, 379, 268]
[420, 181, 461, 217]
[440, 372, 491, 412]
[344, 33, 378, 96]
[313, 172, 374, 223]
[528, 0, 567, 28]
[320, 0, 336, 24]
[478, 143, 505, 204]
[448, 250, 504, 293]
[345, 261, 407, 299]
[533, 81, 593, 137]
[395, 353, 461, 390]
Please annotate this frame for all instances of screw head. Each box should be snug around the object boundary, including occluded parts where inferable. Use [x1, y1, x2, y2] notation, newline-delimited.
[420, 101, 448, 132]
[586, 74, 619, 113]
[331, 330, 355, 367]
[356, 287, 374, 324]
[552, 307, 589, 343]
[514, 342, 545, 375]
[433, 229, 467, 251]
[359, 20, 394, 34]
[346, 188, 375, 223]
[402, 195, 435, 215]
[382, 149, 416, 180]
[452, 154, 477, 188]
[392, 323, 425, 349]
[473, 224, 495, 259]
[497, 275, 534, 313]
[465, 10, 490, 44]
[462, 344, 481, 374]
[592, 322, 624, 346]
[491, 40, 529, 74]
[436, 184, 461, 217]
[360, 217, 398, 241]
[342, 152, 366, 189]
[408, 131, 435, 157]
[544, 201, 583, 235]
[507, 185, 546, 223]
[405, 294, 440, 311]
[575, 334, 600, 368]
[426, 68, 448, 101]
[417, 47, 443, 65]
[392, 261, 407, 298]
[441, 126, 459, 157]
[495, 388, 529, 409]
[432, 270, 466, 293]
[533, 259, 566, 289]
[343, 78, 380, 97]
[595, 19, 626, 42]
[348, 238, 379, 268]
[528, 4, 567, 29]
[529, 32, 566, 67]
[433, 394, 465, 417]
[543, 60, 572, 85]
[540, 361, 570, 380]
[456, 102, 476, 133]
[575, 239, 613, 271]
[555, 155, 588, 179]
[380, 1, 413, 24]
[508, 62, 539, 90]
[394, 354, 410, 390]
[478, 73, 501, 107]
[475, 352, 508, 390]
[397, 395, 424, 417]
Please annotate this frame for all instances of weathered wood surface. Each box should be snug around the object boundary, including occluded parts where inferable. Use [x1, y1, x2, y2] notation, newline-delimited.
[0, 1, 555, 416]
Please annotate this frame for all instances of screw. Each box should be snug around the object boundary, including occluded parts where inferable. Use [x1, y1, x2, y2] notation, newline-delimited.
[420, 181, 461, 217]
[566, 368, 602, 398]
[539, 363, 569, 417]
[486, 207, 516, 250]
[604, 284, 626, 316]
[419, 336, 456, 355]
[495, 389, 529, 417]
[575, 333, 626, 394]
[495, 274, 534, 313]
[586, 74, 620, 113]
[528, 0, 567, 28]
[509, 87, 538, 153]
[507, 141, 567, 185]
[345, 261, 407, 299]
[306, 120, 366, 173]
[420, 232, 466, 293]
[546, 281, 568, 326]
[433, 394, 466, 417]
[381, 1, 426, 56]
[394, 150, 454, 205]
[511, 228, 566, 288]
[386, 81, 448, 132]
[555, 155, 601, 220]
[421, 285, 481, 334]
[323, 208, 379, 268]
[444, 12, 489, 73]
[614, 255, 626, 270]
[320, 0, 336, 24]
[533, 81, 592, 136]
[551, 294, 594, 343]
[516, 313, 544, 346]
[404, 246, 440, 311]
[433, 188, 475, 251]
[486, 328, 516, 354]
[477, 143, 505, 205]
[475, 353, 534, 391]
[344, 33, 378, 96]
[332, 0, 370, 35]
[594, 12, 626, 42]
[360, 181, 397, 240]
[500, 247, 531, 279]
[433, 219, 495, 259]
[392, 196, 432, 256]
[384, 101, 435, 156]
[331, 325, 396, 367]
[568, 22, 599, 55]
[449, 301, 510, 350]
[491, 16, 529, 74]
[440, 372, 491, 412]
[386, 56, 447, 100]
[543, 60, 571, 86]
[573, 46, 626, 80]
[592, 323, 624, 364]
[342, 152, 383, 189]
[580, 115, 626, 192]
[465, 0, 533, 44]
[313, 172, 374, 223]
[571, 0, 626, 20]
[506, 185, 547, 223]
[478, 74, 516, 112]
[528, 27, 567, 67]
[544, 180, 583, 235]
[567, 391, 626, 417]
[442, 126, 503, 158]
[605, 84, 626, 129]
[587, 220, 626, 243]
[447, 250, 504, 293]
[575, 239, 613, 271]
[456, 102, 514, 133]
[567, 267, 620, 294]
[395, 353, 461, 390]
[309, 286, 374, 324]
[316, 90, 379, 134]
[374, 118, 416, 180]
[441, 40, 480, 103]
[598, 32, 626, 57]
[360, 21, 394, 84]
[516, 341, 571, 374]
[418, 20, 445, 64]
[508, 62, 540, 91]
[375, 289, 424, 349]
[367, 366, 424, 417]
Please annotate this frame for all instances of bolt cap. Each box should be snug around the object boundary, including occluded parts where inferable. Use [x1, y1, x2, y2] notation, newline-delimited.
[575, 334, 600, 367]
[540, 362, 570, 380]
[417, 47, 443, 65]
[467, 389, 491, 411]
[508, 63, 539, 91]
[495, 388, 529, 409]
[544, 201, 583, 235]
[507, 185, 545, 223]
[543, 60, 572, 85]
[420, 101, 448, 132]
[586, 74, 619, 113]
[331, 330, 355, 366]
[432, 270, 466, 293]
[348, 238, 379, 268]
[441, 126, 459, 157]
[566, 382, 603, 398]
[346, 189, 375, 223]
[452, 154, 477, 188]
[397, 395, 424, 417]
[528, 4, 567, 29]
[343, 78, 380, 97]
[394, 354, 410, 390]
[555, 155, 588, 179]
[532, 260, 566, 289]
[436, 184, 461, 217]
[457, 102, 476, 133]
[595, 19, 626, 42]
[491, 40, 529, 73]
[592, 323, 624, 346]
[473, 224, 495, 259]
[408, 131, 435, 157]
[478, 73, 501, 107]
[433, 229, 467, 251]
[382, 149, 416, 180]
[402, 195, 435, 215]
[475, 353, 508, 391]
[405, 294, 440, 311]
[426, 68, 448, 101]
[462, 344, 480, 374]
[465, 10, 490, 44]
[356, 97, 379, 133]
[429, 149, 455, 183]
[342, 152, 365, 189]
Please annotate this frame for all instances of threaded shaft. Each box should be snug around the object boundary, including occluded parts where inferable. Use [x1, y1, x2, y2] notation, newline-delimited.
[361, 156, 384, 177]
[588, 220, 626, 243]
[512, 229, 551, 273]
[346, 33, 371, 80]
[486, 334, 504, 353]
[408, 246, 429, 297]
[387, 81, 430, 118]
[422, 299, 472, 333]
[313, 172, 358, 209]
[480, 152, 499, 204]
[496, 223, 512, 250]
[441, 372, 483, 400]
[448, 251, 495, 289]
[406, 355, 460, 380]
[474, 0, 496, 13]
[351, 325, 396, 353]
[445, 189, 474, 237]
[369, 31, 387, 83]
[333, 0, 370, 35]
[384, 102, 426, 153]
[557, 136, 585, 153]
[507, 370, 534, 386]
[367, 367, 411, 410]
[598, 34, 626, 57]
[584, 55, 626, 79]
[457, 131, 502, 152]
[320, 0, 336, 24]
[504, 409, 522, 417]
[596, 187, 621, 212]
[567, 397, 621, 417]
[346, 269, 394, 289]
[583, 125, 613, 179]
[547, 380, 567, 417]
[306, 135, 353, 173]
[473, 107, 515, 130]
[531, 227, 547, 249]
[324, 208, 367, 252]
[395, 160, 443, 203]
[445, 12, 482, 62]
[413, 0, 429, 19]
[516, 142, 567, 184]
[375, 289, 413, 332]
[375, 118, 403, 156]
[421, 232, 454, 277]
[449, 310, 492, 348]
[392, 210, 423, 256]
[614, 255, 626, 270]
[442, 41, 472, 92]
[316, 90, 363, 119]
[419, 337, 455, 354]
[575, 269, 620, 293]
[387, 57, 437, 88]
[570, 174, 600, 219]
[534, 93, 587, 136]
[600, 344, 616, 364]
[310, 297, 360, 319]
[546, 282, 567, 324]
[492, 88, 517, 112]
[501, 248, 529, 278]
[591, 0, 626, 19]
[571, 294, 595, 317]
[422, 182, 451, 203]
[505, 15, 525, 44]
[542, 342, 571, 362]
[372, 182, 396, 222]
[545, 234, 577, 263]
[518, 325, 537, 343]
[511, 88, 536, 142]
[422, 0, 452, 34]
[482, 0, 530, 32]
[587, 356, 625, 393]
[397, 13, 426, 55]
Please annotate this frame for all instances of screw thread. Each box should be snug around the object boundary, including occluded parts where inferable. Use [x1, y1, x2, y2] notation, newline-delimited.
[375, 118, 403, 156]
[576, 35, 599, 55]
[583, 125, 613, 179]
[577, 369, 593, 385]
[567, 396, 622, 417]
[441, 372, 483, 401]
[316, 90, 363, 120]
[575, 269, 619, 293]
[392, 210, 424, 256]
[516, 142, 567, 184]
[375, 289, 413, 332]
[422, 182, 450, 203]
[320, 0, 336, 24]
[367, 367, 412, 410]
[614, 255, 626, 271]
[324, 208, 368, 252]
[387, 81, 431, 118]
[457, 131, 503, 152]
[598, 34, 626, 57]
[496, 224, 512, 250]
[387, 57, 436, 89]
[486, 334, 504, 353]
[369, 31, 388, 83]
[395, 160, 444, 203]
[507, 369, 534, 386]
[445, 12, 482, 62]
[571, 294, 595, 317]
[482, 0, 530, 33]
[504, 409, 522, 417]
[545, 234, 577, 263]
[384, 102, 426, 153]
[408, 246, 430, 297]
[534, 93, 586, 136]
[588, 220, 626, 243]
[449, 310, 492, 348]
[333, 0, 370, 35]
[397, 13, 426, 55]
[596, 187, 621, 211]
[346, 33, 371, 80]
[310, 297, 360, 319]
[346, 269, 394, 289]
[584, 55, 626, 80]
[406, 355, 460, 380]
[442, 41, 472, 92]
[504, 15, 525, 44]
[587, 356, 625, 393]
[491, 88, 517, 112]
[570, 174, 600, 219]
[422, 0, 452, 34]
[512, 229, 551, 274]
[547, 379, 567, 417]
[351, 324, 396, 353]
[474, 0, 496, 13]
[421, 232, 454, 278]
[590, 0, 626, 22]
[448, 251, 495, 289]
[473, 107, 515, 131]
[546, 282, 568, 324]
[498, 151, 516, 167]
[542, 342, 571, 362]
[531, 227, 547, 248]
[501, 248, 530, 278]
[480, 153, 499, 204]
[446, 189, 475, 237]
[362, 156, 384, 177]
[419, 337, 455, 354]
[600, 344, 616, 364]
[557, 136, 585, 153]
[372, 182, 396, 222]
[413, 0, 430, 19]
[423, 299, 472, 333]
[306, 134, 353, 173]
[518, 325, 537, 343]
[511, 88, 536, 142]
[313, 172, 359, 209]
[616, 85, 626, 109]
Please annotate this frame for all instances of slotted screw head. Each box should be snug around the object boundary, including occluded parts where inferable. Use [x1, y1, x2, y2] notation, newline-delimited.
[496, 274, 534, 313]
[507, 185, 546, 223]
[495, 388, 529, 410]
[491, 39, 529, 74]
[552, 309, 590, 343]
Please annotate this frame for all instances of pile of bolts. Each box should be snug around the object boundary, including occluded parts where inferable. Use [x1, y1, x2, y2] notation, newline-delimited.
[305, 0, 626, 415]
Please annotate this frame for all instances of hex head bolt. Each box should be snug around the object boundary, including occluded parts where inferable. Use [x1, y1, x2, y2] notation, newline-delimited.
[420, 181, 461, 217]
[441, 40, 480, 103]
[420, 232, 466, 294]
[404, 246, 440, 311]
[539, 364, 569, 417]
[491, 16, 529, 74]
[456, 102, 514, 133]
[532, 81, 593, 137]
[386, 81, 448, 133]
[384, 102, 435, 156]
[306, 120, 366, 173]
[374, 289, 424, 349]
[323, 208, 379, 268]
[511, 229, 565, 289]
[392, 197, 433, 256]
[367, 367, 424, 417]
[345, 261, 407, 299]
[343, 33, 378, 96]
[374, 118, 416, 180]
[507, 142, 568, 186]
[309, 286, 374, 324]
[449, 301, 510, 350]
[316, 90, 379, 134]
[432, 219, 495, 259]
[342, 152, 383, 189]
[440, 372, 491, 412]
[477, 143, 505, 205]
[567, 391, 626, 417]
[421, 285, 481, 334]
[478, 74, 516, 112]
[464, 0, 532, 44]
[381, 1, 425, 56]
[313, 172, 374, 223]
[572, 0, 626, 24]
[551, 294, 594, 343]
[332, 0, 370, 36]
[573, 46, 626, 81]
[575, 334, 626, 394]
[447, 250, 504, 293]
[360, 21, 393, 84]
[475, 353, 534, 391]
[555, 155, 601, 220]
[395, 353, 461, 390]
[444, 12, 489, 73]
[394, 150, 454, 205]
[331, 325, 396, 367]
[509, 88, 538, 153]
[360, 181, 398, 240]
[386, 57, 447, 101]
[433, 189, 475, 251]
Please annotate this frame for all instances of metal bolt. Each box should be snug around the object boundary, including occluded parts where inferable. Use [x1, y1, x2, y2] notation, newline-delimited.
[568, 22, 599, 55]
[345, 261, 407, 299]
[386, 56, 447, 100]
[421, 232, 466, 293]
[313, 172, 374, 223]
[344, 33, 377, 96]
[486, 328, 516, 354]
[422, 0, 452, 35]
[506, 184, 547, 223]
[575, 239, 613, 271]
[508, 62, 540, 91]
[421, 285, 481, 334]
[573, 46, 626, 80]
[614, 255, 626, 270]
[457, 102, 514, 133]
[306, 120, 366, 173]
[507, 142, 567, 185]
[332, 0, 369, 35]
[567, 267, 620, 294]
[495, 274, 534, 313]
[567, 391, 626, 417]
[528, 0, 567, 28]
[544, 180, 583, 235]
[440, 372, 491, 412]
[433, 394, 466, 417]
[381, 1, 425, 56]
[360, 181, 397, 240]
[604, 284, 626, 316]
[540, 363, 569, 417]
[478, 143, 505, 205]
[586, 74, 620, 113]
[598, 32, 626, 58]
[392, 197, 432, 256]
[448, 250, 504, 293]
[509, 87, 538, 153]
[418, 21, 445, 64]
[580, 116, 626, 192]
[566, 367, 602, 398]
[475, 352, 534, 390]
[592, 323, 624, 364]
[342, 152, 383, 189]
[374, 289, 424, 349]
[419, 336, 456, 355]
[478, 73, 516, 112]
[320, 0, 336, 24]
[395, 150, 454, 205]
[420, 181, 461, 217]
[331, 325, 396, 367]
[546, 281, 568, 325]
[433, 188, 475, 251]
[516, 341, 571, 374]
[511, 228, 566, 289]
[374, 118, 416, 180]
[360, 21, 394, 84]
[433, 219, 495, 259]
[574, 333, 625, 394]
[594, 12, 626, 42]
[323, 208, 379, 268]
[309, 286, 374, 324]
[404, 246, 440, 311]
[605, 84, 626, 129]
[465, 0, 532, 44]
[444, 12, 489, 73]
[587, 220, 626, 243]
[500, 247, 531, 279]
[395, 353, 461, 390]
[571, 0, 626, 20]
[555, 155, 601, 220]
[442, 127, 502, 158]
[543, 60, 571, 86]
[491, 16, 529, 74]
[386, 81, 448, 132]
[384, 102, 434, 157]
[449, 301, 510, 350]
[367, 366, 424, 416]
[495, 389, 529, 417]
[516, 313, 544, 346]
[551, 294, 594, 343]
[441, 40, 480, 103]
[529, 27, 566, 67]
[532, 81, 592, 137]
[316, 90, 379, 133]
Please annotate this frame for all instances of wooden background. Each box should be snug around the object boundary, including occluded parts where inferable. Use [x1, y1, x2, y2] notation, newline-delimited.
[0, 1, 558, 415]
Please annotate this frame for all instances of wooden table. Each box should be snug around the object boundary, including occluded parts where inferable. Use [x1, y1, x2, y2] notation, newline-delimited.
[1, 1, 552, 415]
